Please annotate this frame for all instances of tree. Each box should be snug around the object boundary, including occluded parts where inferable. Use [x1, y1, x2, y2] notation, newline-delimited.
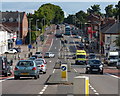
[87, 4, 101, 15]
[105, 5, 114, 17]
[115, 1, 120, 21]
[115, 35, 120, 48]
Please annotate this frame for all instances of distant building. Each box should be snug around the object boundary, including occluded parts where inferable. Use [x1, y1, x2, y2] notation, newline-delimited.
[0, 24, 14, 54]
[102, 21, 120, 55]
[0, 11, 28, 41]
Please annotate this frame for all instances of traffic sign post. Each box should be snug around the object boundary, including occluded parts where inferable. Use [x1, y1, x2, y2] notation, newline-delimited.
[61, 64, 68, 81]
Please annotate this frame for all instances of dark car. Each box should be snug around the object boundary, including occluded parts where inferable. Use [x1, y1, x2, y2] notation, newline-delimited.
[55, 33, 63, 38]
[85, 59, 103, 74]
[88, 53, 96, 59]
[0, 56, 13, 76]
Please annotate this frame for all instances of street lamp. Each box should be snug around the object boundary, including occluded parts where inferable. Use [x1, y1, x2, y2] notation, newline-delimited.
[28, 18, 33, 51]
[36, 19, 39, 51]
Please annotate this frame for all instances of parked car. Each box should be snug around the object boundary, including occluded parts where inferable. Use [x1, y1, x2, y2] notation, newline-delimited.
[85, 59, 103, 74]
[13, 48, 21, 52]
[0, 56, 13, 77]
[14, 60, 39, 79]
[116, 59, 120, 69]
[35, 52, 42, 58]
[4, 49, 17, 54]
[35, 58, 47, 64]
[35, 59, 47, 74]
[88, 53, 96, 59]
[44, 52, 55, 58]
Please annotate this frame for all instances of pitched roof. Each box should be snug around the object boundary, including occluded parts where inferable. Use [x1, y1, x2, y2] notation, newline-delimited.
[103, 22, 120, 34]
[0, 11, 25, 23]
[0, 23, 13, 33]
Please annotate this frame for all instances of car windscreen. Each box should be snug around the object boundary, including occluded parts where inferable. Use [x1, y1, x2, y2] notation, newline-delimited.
[35, 61, 43, 65]
[77, 55, 85, 58]
[89, 55, 96, 59]
[36, 52, 41, 54]
[88, 60, 101, 65]
[109, 56, 119, 59]
[17, 61, 34, 66]
[45, 53, 49, 55]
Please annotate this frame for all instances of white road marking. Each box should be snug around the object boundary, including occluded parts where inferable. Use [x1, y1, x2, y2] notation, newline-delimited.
[0, 77, 14, 83]
[49, 61, 51, 62]
[39, 85, 48, 94]
[52, 69, 56, 73]
[89, 84, 99, 95]
[105, 73, 120, 79]
[73, 68, 77, 72]
[56, 38, 57, 40]
[48, 39, 53, 51]
[55, 47, 56, 49]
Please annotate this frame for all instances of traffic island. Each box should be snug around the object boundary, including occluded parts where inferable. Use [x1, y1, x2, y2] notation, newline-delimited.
[46, 68, 80, 85]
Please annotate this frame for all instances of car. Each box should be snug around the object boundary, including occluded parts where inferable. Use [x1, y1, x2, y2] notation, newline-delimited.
[35, 52, 42, 58]
[14, 60, 39, 79]
[29, 57, 36, 60]
[35, 59, 47, 74]
[4, 49, 17, 54]
[13, 47, 21, 52]
[55, 33, 63, 38]
[73, 35, 82, 39]
[116, 59, 120, 69]
[32, 55, 38, 59]
[44, 52, 55, 58]
[0, 56, 13, 77]
[35, 58, 47, 64]
[88, 53, 96, 59]
[85, 59, 104, 74]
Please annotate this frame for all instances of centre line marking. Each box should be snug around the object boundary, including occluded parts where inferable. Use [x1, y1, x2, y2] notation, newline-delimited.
[39, 85, 48, 94]
[53, 69, 56, 73]
[55, 47, 56, 49]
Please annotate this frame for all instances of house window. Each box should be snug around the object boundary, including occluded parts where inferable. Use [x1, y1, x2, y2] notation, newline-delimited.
[9, 17, 13, 22]
[107, 37, 110, 43]
[2, 18, 6, 22]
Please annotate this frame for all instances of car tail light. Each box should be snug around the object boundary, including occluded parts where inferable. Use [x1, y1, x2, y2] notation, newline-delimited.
[41, 65, 44, 67]
[32, 67, 36, 70]
[14, 67, 18, 71]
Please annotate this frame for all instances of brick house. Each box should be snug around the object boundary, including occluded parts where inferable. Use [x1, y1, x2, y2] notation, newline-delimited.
[1, 11, 28, 41]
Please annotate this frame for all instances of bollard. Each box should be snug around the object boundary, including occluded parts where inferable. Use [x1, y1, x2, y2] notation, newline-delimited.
[73, 76, 89, 96]
[61, 64, 68, 81]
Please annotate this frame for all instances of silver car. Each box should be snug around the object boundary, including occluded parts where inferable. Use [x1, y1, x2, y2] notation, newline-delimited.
[44, 52, 55, 58]
[35, 52, 42, 58]
[14, 60, 39, 79]
[116, 59, 120, 69]
[35, 59, 47, 74]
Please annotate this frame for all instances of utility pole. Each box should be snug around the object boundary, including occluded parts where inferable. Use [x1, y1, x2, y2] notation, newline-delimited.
[36, 19, 39, 51]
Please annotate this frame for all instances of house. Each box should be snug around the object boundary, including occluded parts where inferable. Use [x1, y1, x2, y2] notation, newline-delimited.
[0, 23, 14, 54]
[102, 21, 120, 56]
[0, 11, 28, 42]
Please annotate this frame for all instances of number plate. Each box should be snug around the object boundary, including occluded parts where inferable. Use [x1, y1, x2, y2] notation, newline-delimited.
[21, 73, 29, 75]
[92, 69, 98, 71]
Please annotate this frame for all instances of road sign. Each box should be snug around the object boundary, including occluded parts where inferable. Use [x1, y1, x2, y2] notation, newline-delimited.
[61, 66, 67, 71]
[61, 64, 67, 81]
[16, 39, 22, 45]
[28, 44, 32, 49]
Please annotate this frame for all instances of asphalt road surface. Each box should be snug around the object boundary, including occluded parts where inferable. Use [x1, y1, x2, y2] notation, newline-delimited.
[1, 25, 120, 96]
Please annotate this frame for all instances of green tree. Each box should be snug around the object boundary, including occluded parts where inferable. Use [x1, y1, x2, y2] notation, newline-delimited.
[105, 5, 114, 17]
[87, 4, 101, 15]
[115, 35, 120, 48]
[115, 1, 120, 20]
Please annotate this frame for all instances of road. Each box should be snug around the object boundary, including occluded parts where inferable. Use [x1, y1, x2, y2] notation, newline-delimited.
[1, 25, 120, 96]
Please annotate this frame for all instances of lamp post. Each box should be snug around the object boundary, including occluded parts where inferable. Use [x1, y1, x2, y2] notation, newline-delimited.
[29, 18, 33, 51]
[36, 19, 39, 51]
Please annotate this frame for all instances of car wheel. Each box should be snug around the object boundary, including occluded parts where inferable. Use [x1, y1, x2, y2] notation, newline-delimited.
[85, 71, 89, 74]
[34, 75, 38, 79]
[43, 72, 46, 74]
[100, 71, 103, 74]
[14, 75, 20, 80]
[38, 75, 40, 78]
[4, 72, 8, 77]
[5, 52, 8, 54]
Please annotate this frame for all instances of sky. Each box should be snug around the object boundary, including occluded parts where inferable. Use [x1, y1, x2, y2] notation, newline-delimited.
[1, 1, 119, 17]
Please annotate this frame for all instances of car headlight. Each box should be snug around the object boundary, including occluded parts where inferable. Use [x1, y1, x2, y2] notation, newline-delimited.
[99, 65, 103, 68]
[86, 65, 90, 67]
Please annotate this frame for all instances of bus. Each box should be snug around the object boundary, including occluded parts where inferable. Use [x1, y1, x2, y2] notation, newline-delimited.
[64, 26, 71, 35]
